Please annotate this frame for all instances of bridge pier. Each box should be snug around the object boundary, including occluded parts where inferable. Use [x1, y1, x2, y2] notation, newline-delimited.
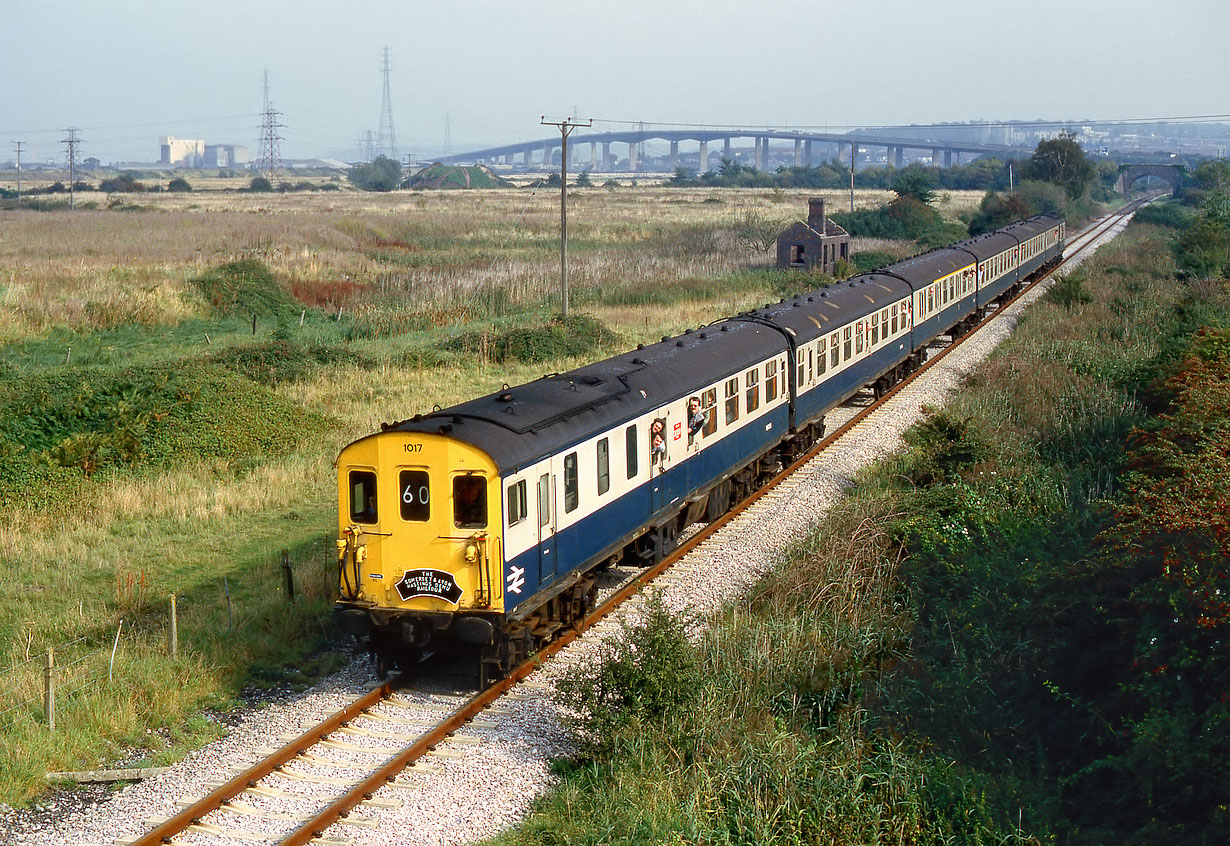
[944, 149, 952, 167]
[892, 146, 904, 168]
[723, 137, 732, 162]
[794, 139, 803, 167]
[755, 136, 765, 170]
[627, 141, 638, 172]
[699, 140, 708, 174]
[602, 142, 611, 170]
[590, 141, 598, 168]
[669, 140, 679, 171]
[804, 139, 813, 166]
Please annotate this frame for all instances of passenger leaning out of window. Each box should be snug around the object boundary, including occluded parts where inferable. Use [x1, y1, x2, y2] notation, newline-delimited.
[687, 396, 705, 448]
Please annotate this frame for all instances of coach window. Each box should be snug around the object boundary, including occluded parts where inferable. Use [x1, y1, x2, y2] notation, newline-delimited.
[891, 304, 898, 335]
[807, 347, 814, 382]
[507, 479, 527, 526]
[537, 473, 551, 527]
[870, 312, 879, 346]
[855, 322, 864, 355]
[453, 475, 487, 529]
[625, 424, 638, 479]
[399, 469, 430, 522]
[349, 471, 378, 524]
[725, 377, 740, 425]
[745, 368, 760, 412]
[596, 438, 610, 496]
[830, 334, 839, 368]
[702, 388, 718, 437]
[843, 326, 852, 361]
[765, 360, 778, 402]
[563, 452, 579, 513]
[817, 340, 826, 375]
[796, 353, 805, 388]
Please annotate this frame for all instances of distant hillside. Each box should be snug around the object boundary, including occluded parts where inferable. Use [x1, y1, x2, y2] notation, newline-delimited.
[407, 163, 511, 189]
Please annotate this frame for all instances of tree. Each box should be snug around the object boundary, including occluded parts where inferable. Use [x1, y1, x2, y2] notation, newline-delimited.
[575, 169, 594, 188]
[891, 166, 937, 204]
[348, 155, 403, 192]
[99, 173, 145, 193]
[1022, 130, 1094, 198]
[248, 176, 273, 192]
[167, 177, 192, 192]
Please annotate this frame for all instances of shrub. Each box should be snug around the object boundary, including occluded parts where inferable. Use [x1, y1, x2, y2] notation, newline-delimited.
[99, 173, 146, 193]
[248, 176, 273, 192]
[192, 259, 300, 317]
[349, 156, 403, 192]
[209, 340, 372, 386]
[166, 177, 192, 192]
[1045, 268, 1095, 309]
[439, 313, 620, 364]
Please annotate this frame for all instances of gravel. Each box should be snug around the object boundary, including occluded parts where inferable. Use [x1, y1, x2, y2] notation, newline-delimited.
[0, 212, 1133, 846]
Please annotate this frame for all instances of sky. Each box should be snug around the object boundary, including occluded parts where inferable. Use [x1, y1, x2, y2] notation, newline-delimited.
[2, 0, 1228, 164]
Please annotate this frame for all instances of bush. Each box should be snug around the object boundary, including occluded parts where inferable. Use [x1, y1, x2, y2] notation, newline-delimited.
[1045, 269, 1094, 309]
[348, 155, 403, 192]
[209, 340, 372, 386]
[248, 176, 273, 192]
[166, 177, 192, 192]
[1132, 202, 1191, 229]
[439, 313, 620, 364]
[192, 259, 300, 317]
[99, 173, 146, 193]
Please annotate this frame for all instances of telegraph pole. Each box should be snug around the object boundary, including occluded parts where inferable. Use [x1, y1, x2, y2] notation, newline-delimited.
[11, 141, 22, 206]
[63, 128, 80, 210]
[541, 116, 591, 318]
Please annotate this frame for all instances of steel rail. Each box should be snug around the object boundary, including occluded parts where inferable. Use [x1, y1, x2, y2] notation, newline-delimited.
[130, 200, 1143, 846]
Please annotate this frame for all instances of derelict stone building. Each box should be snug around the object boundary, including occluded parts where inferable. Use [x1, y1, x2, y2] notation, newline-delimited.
[776, 197, 850, 275]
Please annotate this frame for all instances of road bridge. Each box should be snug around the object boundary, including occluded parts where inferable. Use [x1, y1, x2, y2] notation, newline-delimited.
[436, 128, 1035, 173]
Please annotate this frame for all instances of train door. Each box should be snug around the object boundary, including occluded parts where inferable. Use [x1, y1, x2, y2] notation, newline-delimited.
[536, 472, 557, 585]
[651, 405, 676, 515]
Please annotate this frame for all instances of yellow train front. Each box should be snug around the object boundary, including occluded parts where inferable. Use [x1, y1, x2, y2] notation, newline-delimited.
[334, 426, 505, 678]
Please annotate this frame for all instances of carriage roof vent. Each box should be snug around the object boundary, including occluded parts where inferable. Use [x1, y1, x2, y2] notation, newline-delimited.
[699, 332, 708, 339]
[632, 357, 645, 365]
[676, 340, 685, 347]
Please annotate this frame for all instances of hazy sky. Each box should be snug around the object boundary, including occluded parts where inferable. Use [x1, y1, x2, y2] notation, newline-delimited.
[3, 0, 1227, 163]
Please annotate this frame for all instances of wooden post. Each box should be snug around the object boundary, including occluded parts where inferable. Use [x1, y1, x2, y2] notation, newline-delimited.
[44, 648, 55, 732]
[168, 594, 178, 659]
[251, 313, 257, 335]
[282, 549, 295, 602]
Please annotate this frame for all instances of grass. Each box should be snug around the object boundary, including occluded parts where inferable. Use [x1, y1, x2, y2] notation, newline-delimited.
[0, 184, 927, 806]
[486, 222, 1230, 843]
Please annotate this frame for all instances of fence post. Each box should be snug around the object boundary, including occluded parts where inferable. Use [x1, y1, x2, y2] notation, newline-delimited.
[169, 593, 178, 659]
[282, 549, 295, 602]
[44, 648, 55, 732]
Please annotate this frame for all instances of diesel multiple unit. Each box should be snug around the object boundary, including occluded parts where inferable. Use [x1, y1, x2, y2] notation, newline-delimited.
[334, 214, 1066, 682]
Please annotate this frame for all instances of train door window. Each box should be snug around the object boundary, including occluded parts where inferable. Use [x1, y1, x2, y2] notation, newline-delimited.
[927, 286, 935, 313]
[870, 312, 879, 346]
[625, 424, 638, 479]
[453, 475, 487, 529]
[538, 473, 551, 527]
[779, 358, 787, 397]
[843, 326, 852, 360]
[765, 360, 778, 402]
[830, 334, 839, 368]
[724, 377, 740, 425]
[702, 388, 718, 437]
[745, 368, 760, 412]
[817, 340, 826, 375]
[596, 438, 610, 496]
[563, 453, 579, 513]
[891, 304, 898, 335]
[807, 347, 814, 382]
[796, 353, 805, 388]
[349, 471, 378, 524]
[399, 469, 430, 522]
[507, 479, 527, 526]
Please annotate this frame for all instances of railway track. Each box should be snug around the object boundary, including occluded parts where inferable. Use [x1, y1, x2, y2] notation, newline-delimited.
[119, 200, 1143, 846]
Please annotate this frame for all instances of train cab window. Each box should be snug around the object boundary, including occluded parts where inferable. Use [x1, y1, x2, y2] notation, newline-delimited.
[870, 313, 879, 346]
[596, 438, 610, 496]
[724, 377, 740, 425]
[702, 388, 718, 437]
[399, 469, 430, 522]
[625, 424, 638, 479]
[765, 360, 778, 402]
[563, 453, 579, 513]
[453, 475, 487, 529]
[745, 368, 760, 412]
[831, 334, 839, 368]
[507, 479, 527, 526]
[843, 326, 852, 361]
[349, 471, 378, 524]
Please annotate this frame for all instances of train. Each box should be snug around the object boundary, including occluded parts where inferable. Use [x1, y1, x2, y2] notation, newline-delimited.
[333, 211, 1066, 683]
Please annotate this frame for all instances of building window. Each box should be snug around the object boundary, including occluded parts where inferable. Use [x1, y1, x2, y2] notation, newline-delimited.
[507, 479, 527, 526]
[789, 244, 805, 266]
[349, 470, 378, 524]
[563, 453, 579, 513]
[399, 469, 430, 522]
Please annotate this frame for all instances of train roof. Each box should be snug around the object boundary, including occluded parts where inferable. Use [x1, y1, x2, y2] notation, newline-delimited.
[381, 317, 789, 473]
[873, 247, 974, 289]
[950, 230, 1020, 260]
[999, 213, 1063, 240]
[740, 274, 913, 344]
